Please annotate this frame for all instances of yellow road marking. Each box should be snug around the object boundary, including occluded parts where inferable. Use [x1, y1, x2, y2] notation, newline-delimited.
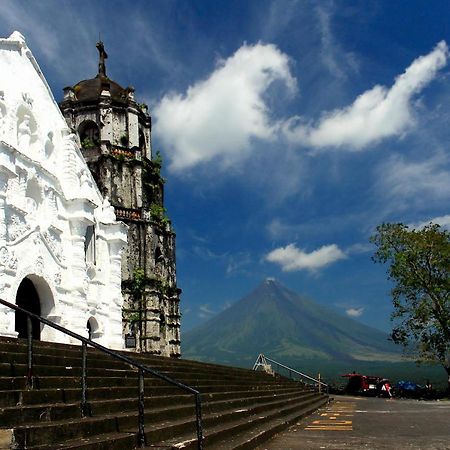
[304, 402, 356, 431]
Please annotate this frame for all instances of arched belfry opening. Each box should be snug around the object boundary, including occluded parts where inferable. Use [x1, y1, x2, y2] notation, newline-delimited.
[78, 120, 99, 149]
[15, 278, 41, 340]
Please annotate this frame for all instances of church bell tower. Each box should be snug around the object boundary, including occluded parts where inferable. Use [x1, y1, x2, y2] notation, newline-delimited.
[59, 42, 181, 356]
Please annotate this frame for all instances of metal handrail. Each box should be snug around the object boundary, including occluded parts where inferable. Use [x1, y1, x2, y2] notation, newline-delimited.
[253, 353, 328, 393]
[0, 298, 203, 449]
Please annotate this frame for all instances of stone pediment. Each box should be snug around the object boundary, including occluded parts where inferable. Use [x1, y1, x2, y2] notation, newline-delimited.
[0, 32, 127, 350]
[0, 32, 101, 206]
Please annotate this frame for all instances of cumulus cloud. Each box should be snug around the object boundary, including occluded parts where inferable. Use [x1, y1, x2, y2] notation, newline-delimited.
[265, 243, 346, 272]
[283, 41, 449, 150]
[154, 42, 296, 172]
[346, 307, 364, 318]
[410, 214, 450, 230]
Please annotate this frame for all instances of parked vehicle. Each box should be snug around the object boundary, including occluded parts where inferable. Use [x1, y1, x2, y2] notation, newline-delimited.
[392, 380, 424, 398]
[342, 373, 392, 397]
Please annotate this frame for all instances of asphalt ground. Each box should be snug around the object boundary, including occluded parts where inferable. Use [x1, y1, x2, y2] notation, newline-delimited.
[259, 395, 450, 450]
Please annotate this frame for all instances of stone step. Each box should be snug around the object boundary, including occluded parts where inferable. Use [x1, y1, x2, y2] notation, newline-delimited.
[0, 374, 296, 393]
[0, 384, 305, 408]
[212, 396, 329, 450]
[0, 338, 264, 377]
[0, 352, 271, 379]
[0, 388, 309, 427]
[21, 432, 137, 450]
[0, 363, 275, 385]
[151, 394, 328, 449]
[10, 391, 319, 447]
[0, 338, 327, 449]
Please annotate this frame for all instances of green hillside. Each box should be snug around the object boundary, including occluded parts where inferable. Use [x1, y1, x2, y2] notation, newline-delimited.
[182, 278, 401, 367]
[182, 279, 446, 387]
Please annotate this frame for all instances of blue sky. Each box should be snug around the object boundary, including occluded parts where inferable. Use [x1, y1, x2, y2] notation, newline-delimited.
[3, 0, 450, 332]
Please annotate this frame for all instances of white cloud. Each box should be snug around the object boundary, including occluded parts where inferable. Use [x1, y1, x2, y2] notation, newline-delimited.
[265, 243, 346, 272]
[154, 43, 296, 172]
[316, 4, 359, 80]
[283, 41, 449, 150]
[377, 152, 450, 209]
[198, 304, 215, 319]
[346, 307, 364, 318]
[0, 2, 97, 82]
[346, 243, 373, 255]
[226, 252, 252, 276]
[410, 214, 450, 230]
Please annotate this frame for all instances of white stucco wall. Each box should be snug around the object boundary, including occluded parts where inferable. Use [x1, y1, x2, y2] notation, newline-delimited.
[0, 32, 127, 349]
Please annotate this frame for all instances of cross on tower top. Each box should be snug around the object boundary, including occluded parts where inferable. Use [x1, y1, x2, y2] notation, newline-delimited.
[96, 41, 108, 77]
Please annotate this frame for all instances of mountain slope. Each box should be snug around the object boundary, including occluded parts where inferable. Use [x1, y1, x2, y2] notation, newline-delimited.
[182, 279, 401, 367]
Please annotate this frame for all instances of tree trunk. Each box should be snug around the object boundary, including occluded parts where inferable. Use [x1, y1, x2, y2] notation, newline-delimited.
[446, 366, 450, 396]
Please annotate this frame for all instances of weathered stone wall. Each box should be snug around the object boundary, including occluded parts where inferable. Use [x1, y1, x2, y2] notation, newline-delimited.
[59, 54, 181, 356]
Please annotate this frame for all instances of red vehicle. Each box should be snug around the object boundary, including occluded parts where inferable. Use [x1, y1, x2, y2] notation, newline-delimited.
[342, 373, 392, 397]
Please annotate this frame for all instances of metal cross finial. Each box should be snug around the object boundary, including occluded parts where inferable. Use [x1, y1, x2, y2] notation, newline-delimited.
[96, 40, 108, 77]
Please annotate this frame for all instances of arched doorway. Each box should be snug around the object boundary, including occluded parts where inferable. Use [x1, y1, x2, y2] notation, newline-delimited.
[86, 317, 99, 341]
[15, 278, 41, 340]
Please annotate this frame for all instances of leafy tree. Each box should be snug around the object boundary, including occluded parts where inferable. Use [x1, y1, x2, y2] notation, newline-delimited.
[371, 223, 450, 391]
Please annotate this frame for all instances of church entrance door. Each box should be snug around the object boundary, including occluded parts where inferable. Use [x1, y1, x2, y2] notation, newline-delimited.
[15, 278, 41, 340]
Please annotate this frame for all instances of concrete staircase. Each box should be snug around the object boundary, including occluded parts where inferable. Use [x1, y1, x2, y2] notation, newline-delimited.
[0, 337, 328, 449]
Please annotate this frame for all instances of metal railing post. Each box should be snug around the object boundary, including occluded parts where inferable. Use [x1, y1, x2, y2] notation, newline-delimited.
[195, 393, 203, 450]
[137, 368, 146, 447]
[26, 315, 34, 389]
[0, 298, 202, 449]
[256, 354, 328, 393]
[81, 342, 88, 417]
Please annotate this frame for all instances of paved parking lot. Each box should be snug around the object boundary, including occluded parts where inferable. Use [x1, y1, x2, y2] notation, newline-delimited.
[260, 395, 450, 449]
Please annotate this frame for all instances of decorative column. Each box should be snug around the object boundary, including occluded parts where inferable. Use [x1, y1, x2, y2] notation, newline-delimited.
[68, 218, 90, 291]
[0, 169, 13, 243]
[66, 199, 95, 340]
[102, 222, 127, 349]
[0, 144, 16, 337]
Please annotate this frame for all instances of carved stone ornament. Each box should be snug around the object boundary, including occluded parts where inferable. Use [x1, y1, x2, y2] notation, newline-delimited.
[17, 114, 32, 151]
[100, 196, 116, 222]
[45, 131, 55, 158]
[21, 92, 33, 108]
[0, 95, 6, 136]
[8, 254, 17, 271]
[36, 255, 44, 271]
[54, 271, 61, 286]
[0, 246, 8, 266]
[8, 214, 31, 242]
[41, 229, 63, 262]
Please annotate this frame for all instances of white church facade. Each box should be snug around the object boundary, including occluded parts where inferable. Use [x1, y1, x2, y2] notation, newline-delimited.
[0, 32, 127, 349]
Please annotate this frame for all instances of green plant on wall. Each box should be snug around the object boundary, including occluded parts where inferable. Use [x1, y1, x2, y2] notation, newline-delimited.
[150, 151, 166, 183]
[150, 202, 170, 226]
[125, 268, 147, 350]
[81, 137, 97, 150]
[153, 276, 170, 296]
[130, 268, 146, 296]
[153, 150, 163, 167]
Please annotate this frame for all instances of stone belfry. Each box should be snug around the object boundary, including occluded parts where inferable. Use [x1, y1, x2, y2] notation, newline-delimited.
[59, 42, 181, 357]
